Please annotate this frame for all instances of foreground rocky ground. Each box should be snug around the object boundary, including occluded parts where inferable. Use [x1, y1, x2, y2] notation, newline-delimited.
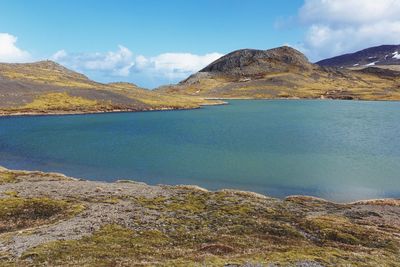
[0, 166, 399, 266]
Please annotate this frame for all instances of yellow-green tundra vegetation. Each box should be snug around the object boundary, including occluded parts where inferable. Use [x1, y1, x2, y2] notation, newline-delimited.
[2, 46, 400, 116]
[0, 197, 84, 233]
[0, 61, 223, 116]
[0, 167, 399, 266]
[157, 47, 400, 101]
[22, 92, 101, 111]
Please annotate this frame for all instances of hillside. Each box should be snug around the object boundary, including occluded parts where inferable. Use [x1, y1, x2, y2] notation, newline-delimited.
[157, 46, 400, 100]
[316, 45, 400, 68]
[0, 61, 221, 116]
[0, 166, 399, 266]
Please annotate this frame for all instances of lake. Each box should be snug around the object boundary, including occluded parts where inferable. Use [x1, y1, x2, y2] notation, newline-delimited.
[0, 100, 399, 202]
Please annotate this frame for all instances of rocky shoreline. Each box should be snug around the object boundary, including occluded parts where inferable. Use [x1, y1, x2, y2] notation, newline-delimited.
[0, 107, 195, 118]
[0, 99, 227, 118]
[2, 97, 399, 118]
[0, 166, 399, 266]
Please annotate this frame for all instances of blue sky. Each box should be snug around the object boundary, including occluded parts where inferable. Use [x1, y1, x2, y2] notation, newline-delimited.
[1, 0, 304, 56]
[1, 0, 400, 88]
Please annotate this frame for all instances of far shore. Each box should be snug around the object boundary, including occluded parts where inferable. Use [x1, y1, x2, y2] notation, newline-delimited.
[0, 99, 228, 118]
[0, 107, 198, 118]
[2, 96, 400, 118]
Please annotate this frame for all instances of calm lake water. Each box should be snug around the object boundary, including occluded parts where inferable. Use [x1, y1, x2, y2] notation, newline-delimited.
[0, 100, 399, 202]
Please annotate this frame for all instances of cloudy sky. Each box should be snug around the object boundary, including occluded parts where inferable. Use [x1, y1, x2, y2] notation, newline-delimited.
[1, 0, 400, 88]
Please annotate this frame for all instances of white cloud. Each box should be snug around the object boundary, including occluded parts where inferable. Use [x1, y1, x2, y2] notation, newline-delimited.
[298, 0, 400, 61]
[51, 46, 223, 87]
[52, 45, 134, 77]
[0, 33, 31, 63]
[300, 0, 400, 25]
[51, 49, 67, 61]
[132, 52, 223, 80]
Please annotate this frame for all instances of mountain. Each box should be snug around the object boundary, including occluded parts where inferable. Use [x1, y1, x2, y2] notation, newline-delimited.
[199, 46, 313, 76]
[316, 45, 400, 68]
[0, 60, 220, 115]
[158, 46, 400, 100]
[2, 46, 400, 115]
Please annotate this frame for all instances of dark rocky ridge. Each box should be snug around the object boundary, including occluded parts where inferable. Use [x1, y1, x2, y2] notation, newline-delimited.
[357, 66, 400, 78]
[179, 46, 317, 86]
[316, 45, 400, 67]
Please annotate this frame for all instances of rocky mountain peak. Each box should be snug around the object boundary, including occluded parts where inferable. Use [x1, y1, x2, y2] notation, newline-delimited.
[199, 46, 312, 76]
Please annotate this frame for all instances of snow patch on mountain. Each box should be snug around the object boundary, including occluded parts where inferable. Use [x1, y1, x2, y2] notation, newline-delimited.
[392, 51, 400, 59]
[365, 61, 378, 66]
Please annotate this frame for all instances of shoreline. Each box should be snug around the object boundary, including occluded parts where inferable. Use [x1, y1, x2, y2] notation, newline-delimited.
[0, 107, 200, 118]
[0, 100, 227, 118]
[1, 165, 398, 205]
[205, 96, 400, 102]
[0, 106, 204, 118]
[1, 97, 399, 118]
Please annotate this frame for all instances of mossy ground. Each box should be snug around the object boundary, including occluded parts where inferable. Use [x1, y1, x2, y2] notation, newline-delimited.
[0, 168, 398, 266]
[0, 197, 84, 233]
[7, 189, 399, 266]
[0, 168, 71, 184]
[0, 171, 17, 184]
[159, 69, 400, 101]
[22, 92, 100, 111]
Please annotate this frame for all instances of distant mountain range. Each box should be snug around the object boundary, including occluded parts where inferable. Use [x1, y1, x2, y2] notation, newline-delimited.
[1, 45, 400, 115]
[316, 45, 400, 68]
[157, 46, 400, 100]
